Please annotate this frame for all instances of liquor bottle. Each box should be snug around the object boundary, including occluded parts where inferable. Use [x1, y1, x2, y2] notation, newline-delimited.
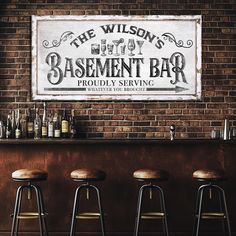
[61, 109, 69, 138]
[11, 110, 16, 138]
[223, 117, 230, 140]
[170, 124, 175, 141]
[48, 112, 54, 138]
[26, 108, 34, 138]
[20, 112, 27, 139]
[69, 109, 77, 138]
[53, 112, 61, 138]
[15, 109, 22, 139]
[6, 113, 12, 139]
[0, 120, 5, 139]
[34, 107, 41, 139]
[41, 102, 48, 138]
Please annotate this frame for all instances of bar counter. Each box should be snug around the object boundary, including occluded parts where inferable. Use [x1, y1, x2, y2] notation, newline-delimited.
[0, 138, 235, 144]
[0, 138, 235, 235]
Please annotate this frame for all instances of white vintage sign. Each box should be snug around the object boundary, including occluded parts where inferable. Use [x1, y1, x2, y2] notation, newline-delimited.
[32, 15, 201, 100]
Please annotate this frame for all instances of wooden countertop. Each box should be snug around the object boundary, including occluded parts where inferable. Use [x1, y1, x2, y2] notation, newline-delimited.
[0, 138, 235, 145]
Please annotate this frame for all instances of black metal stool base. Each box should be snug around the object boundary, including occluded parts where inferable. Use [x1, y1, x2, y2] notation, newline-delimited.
[134, 183, 169, 236]
[69, 183, 106, 236]
[11, 182, 48, 236]
[192, 183, 231, 236]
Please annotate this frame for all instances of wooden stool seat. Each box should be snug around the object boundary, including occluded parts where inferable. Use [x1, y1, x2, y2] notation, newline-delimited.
[70, 168, 106, 181]
[193, 169, 226, 181]
[133, 169, 168, 181]
[12, 169, 48, 181]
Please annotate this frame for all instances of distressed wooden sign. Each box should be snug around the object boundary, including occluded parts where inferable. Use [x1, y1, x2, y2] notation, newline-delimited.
[32, 15, 201, 100]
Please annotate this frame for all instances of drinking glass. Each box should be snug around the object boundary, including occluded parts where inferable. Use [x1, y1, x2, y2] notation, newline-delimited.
[107, 44, 114, 55]
[120, 45, 126, 55]
[128, 39, 135, 56]
[112, 38, 124, 56]
[91, 44, 100, 55]
[101, 39, 106, 56]
[112, 40, 120, 56]
[136, 40, 144, 55]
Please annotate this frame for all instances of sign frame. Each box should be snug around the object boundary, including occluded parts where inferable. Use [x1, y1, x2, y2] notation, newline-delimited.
[32, 15, 202, 101]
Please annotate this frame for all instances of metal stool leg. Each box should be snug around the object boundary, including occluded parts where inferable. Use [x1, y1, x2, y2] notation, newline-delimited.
[217, 188, 226, 236]
[134, 185, 146, 236]
[157, 186, 166, 236]
[69, 185, 83, 236]
[14, 186, 24, 236]
[37, 185, 49, 236]
[32, 185, 44, 236]
[192, 185, 202, 236]
[11, 186, 24, 236]
[11, 186, 20, 236]
[195, 185, 206, 236]
[218, 186, 232, 236]
[133, 186, 142, 236]
[153, 185, 169, 236]
[91, 185, 106, 236]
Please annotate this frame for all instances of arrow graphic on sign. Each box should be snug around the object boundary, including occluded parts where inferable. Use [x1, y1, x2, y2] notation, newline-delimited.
[147, 86, 189, 93]
[44, 88, 86, 91]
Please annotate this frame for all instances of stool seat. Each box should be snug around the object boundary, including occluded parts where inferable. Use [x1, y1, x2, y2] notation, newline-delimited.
[193, 169, 226, 181]
[133, 169, 168, 181]
[71, 168, 106, 181]
[12, 169, 48, 181]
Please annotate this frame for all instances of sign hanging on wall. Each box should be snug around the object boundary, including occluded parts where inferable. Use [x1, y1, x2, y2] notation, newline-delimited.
[32, 15, 201, 101]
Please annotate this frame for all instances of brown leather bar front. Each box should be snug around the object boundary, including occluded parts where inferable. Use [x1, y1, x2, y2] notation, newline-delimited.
[0, 139, 235, 235]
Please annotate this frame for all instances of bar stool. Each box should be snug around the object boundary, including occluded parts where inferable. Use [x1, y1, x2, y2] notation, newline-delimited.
[11, 168, 48, 236]
[69, 168, 106, 236]
[133, 169, 169, 236]
[192, 169, 231, 236]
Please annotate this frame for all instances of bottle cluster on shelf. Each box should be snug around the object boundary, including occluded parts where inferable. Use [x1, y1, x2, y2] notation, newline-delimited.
[0, 103, 77, 139]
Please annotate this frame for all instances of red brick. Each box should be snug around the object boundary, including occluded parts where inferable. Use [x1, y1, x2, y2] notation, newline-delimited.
[112, 115, 124, 120]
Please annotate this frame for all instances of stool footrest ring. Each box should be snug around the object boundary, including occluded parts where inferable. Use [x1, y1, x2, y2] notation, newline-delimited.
[76, 212, 103, 220]
[141, 212, 165, 219]
[15, 212, 48, 220]
[195, 212, 226, 219]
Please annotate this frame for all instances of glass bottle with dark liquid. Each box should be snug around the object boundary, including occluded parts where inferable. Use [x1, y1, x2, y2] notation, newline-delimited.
[11, 110, 16, 138]
[34, 108, 41, 139]
[61, 109, 69, 138]
[26, 108, 34, 138]
[15, 109, 22, 139]
[48, 112, 54, 138]
[41, 102, 48, 138]
[53, 112, 61, 138]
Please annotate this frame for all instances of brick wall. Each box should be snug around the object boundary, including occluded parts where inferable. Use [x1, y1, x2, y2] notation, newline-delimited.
[0, 0, 236, 139]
